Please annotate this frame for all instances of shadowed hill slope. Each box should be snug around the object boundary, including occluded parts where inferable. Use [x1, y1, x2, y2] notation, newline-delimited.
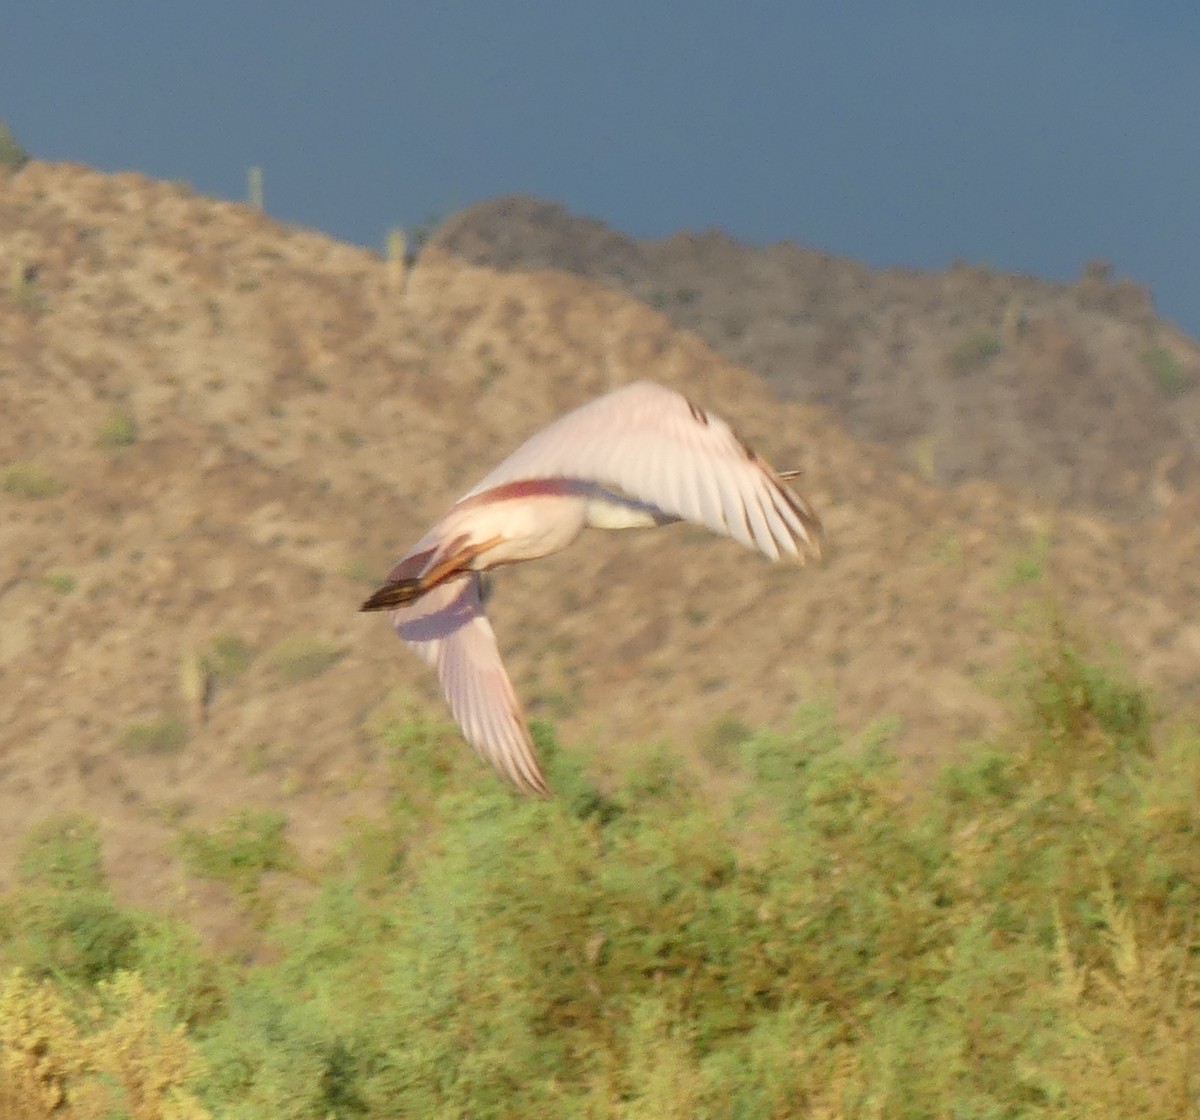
[1, 162, 1198, 925]
[430, 195, 1200, 522]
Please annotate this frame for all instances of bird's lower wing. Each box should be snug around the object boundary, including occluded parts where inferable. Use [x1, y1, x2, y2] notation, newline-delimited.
[392, 574, 549, 796]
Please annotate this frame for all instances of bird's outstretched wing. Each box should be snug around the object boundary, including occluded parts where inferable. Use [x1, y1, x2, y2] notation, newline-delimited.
[392, 573, 548, 796]
[465, 380, 821, 561]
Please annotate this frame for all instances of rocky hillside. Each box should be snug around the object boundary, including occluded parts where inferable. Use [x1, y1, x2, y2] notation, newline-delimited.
[431, 196, 1200, 522]
[2, 163, 1198, 937]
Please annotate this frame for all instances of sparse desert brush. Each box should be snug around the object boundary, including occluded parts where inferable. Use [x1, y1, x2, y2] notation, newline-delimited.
[998, 532, 1050, 589]
[0, 120, 30, 171]
[0, 887, 142, 988]
[912, 432, 938, 482]
[177, 809, 296, 892]
[177, 809, 297, 926]
[699, 713, 754, 767]
[947, 331, 1002, 375]
[1, 829, 225, 1030]
[385, 226, 406, 263]
[246, 165, 264, 211]
[1014, 614, 1153, 766]
[206, 632, 253, 681]
[97, 408, 138, 448]
[17, 814, 106, 894]
[0, 969, 211, 1119]
[1, 461, 64, 500]
[41, 571, 77, 595]
[121, 714, 188, 756]
[0, 969, 84, 1116]
[266, 633, 343, 683]
[6, 261, 41, 311]
[178, 650, 213, 726]
[1142, 344, 1194, 398]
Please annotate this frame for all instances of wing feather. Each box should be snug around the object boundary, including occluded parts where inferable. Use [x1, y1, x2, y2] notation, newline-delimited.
[465, 381, 820, 562]
[391, 574, 549, 796]
[718, 462, 756, 551]
[741, 479, 779, 560]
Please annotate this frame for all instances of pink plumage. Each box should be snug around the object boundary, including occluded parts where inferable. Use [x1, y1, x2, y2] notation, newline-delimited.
[362, 381, 822, 795]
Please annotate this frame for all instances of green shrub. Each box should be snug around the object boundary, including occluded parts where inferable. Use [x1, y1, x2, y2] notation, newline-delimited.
[0, 121, 29, 171]
[1142, 345, 1193, 398]
[948, 332, 1002, 375]
[1, 462, 64, 500]
[17, 815, 106, 893]
[7, 261, 40, 310]
[177, 810, 297, 905]
[0, 634, 1196, 1117]
[0, 969, 212, 1118]
[207, 632, 253, 681]
[97, 409, 138, 448]
[998, 531, 1051, 589]
[121, 715, 188, 756]
[266, 634, 343, 683]
[41, 571, 77, 595]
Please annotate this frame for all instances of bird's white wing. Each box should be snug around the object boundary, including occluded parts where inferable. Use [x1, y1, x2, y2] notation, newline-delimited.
[465, 380, 821, 561]
[392, 573, 548, 796]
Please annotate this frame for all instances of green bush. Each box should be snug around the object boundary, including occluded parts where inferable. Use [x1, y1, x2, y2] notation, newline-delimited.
[948, 332, 1002, 375]
[207, 633, 253, 681]
[121, 714, 188, 756]
[0, 634, 1196, 1116]
[97, 409, 138, 448]
[177, 810, 296, 899]
[1142, 345, 1194, 398]
[1, 462, 64, 500]
[0, 121, 29, 171]
[41, 571, 77, 595]
[17, 814, 107, 893]
[266, 634, 343, 683]
[0, 969, 212, 1118]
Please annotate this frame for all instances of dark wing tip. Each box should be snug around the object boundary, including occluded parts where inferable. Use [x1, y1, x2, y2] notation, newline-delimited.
[518, 772, 554, 798]
[769, 469, 824, 561]
[360, 579, 420, 612]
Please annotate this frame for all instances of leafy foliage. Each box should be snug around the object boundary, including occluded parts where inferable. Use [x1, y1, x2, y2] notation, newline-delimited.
[206, 633, 253, 682]
[948, 332, 1002, 375]
[1, 633, 1198, 1116]
[266, 634, 344, 683]
[1142, 344, 1193, 398]
[17, 815, 107, 894]
[97, 409, 139, 448]
[177, 810, 297, 925]
[121, 715, 189, 756]
[0, 121, 29, 172]
[1, 461, 64, 500]
[0, 970, 211, 1118]
[42, 571, 77, 595]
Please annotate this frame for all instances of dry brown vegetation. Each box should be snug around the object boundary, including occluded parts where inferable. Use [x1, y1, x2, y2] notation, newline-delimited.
[1, 160, 1198, 947]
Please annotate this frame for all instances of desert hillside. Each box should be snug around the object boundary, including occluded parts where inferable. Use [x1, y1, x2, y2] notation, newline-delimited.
[2, 161, 1198, 927]
[432, 195, 1200, 522]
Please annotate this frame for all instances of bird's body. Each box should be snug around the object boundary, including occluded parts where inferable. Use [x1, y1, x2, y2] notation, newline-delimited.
[362, 380, 822, 795]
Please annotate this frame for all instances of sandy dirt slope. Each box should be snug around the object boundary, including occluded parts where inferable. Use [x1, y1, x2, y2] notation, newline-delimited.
[1, 163, 1197, 936]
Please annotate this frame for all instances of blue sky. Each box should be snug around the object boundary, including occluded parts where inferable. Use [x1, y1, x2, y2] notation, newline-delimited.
[3, 4, 1198, 334]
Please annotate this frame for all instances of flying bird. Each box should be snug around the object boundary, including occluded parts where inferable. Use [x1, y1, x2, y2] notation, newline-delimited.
[361, 380, 822, 795]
